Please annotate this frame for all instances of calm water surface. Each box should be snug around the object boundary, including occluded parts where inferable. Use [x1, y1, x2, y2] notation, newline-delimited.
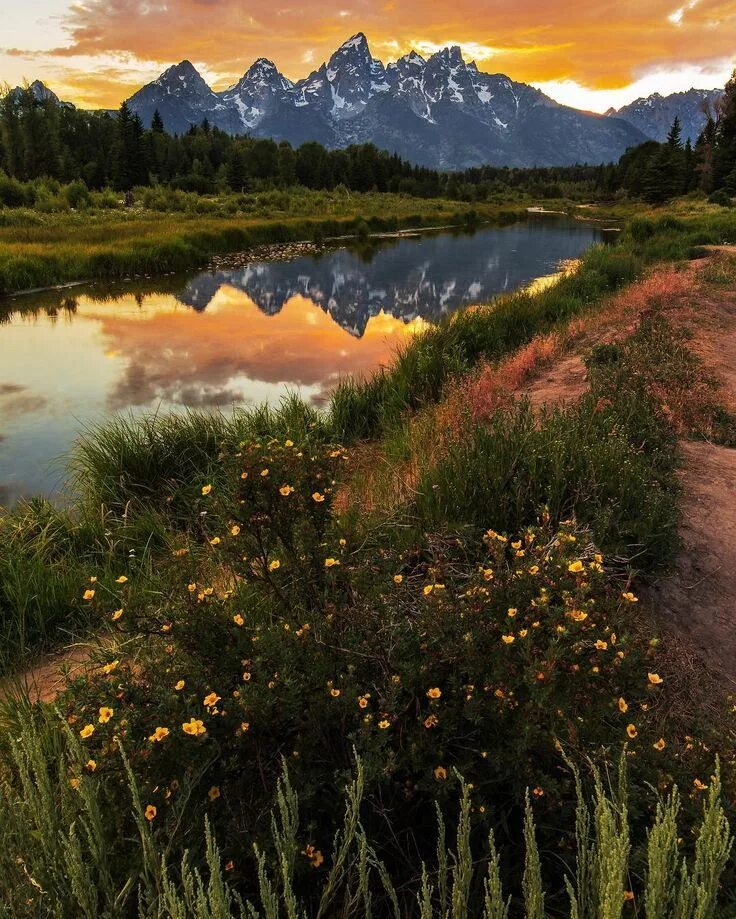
[0, 217, 603, 503]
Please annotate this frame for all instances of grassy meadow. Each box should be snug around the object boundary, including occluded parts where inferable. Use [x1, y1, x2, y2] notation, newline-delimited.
[0, 186, 523, 295]
[1, 199, 736, 915]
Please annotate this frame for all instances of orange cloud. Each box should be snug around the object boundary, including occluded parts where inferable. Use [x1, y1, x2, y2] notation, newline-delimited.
[85, 287, 427, 409]
[3, 0, 735, 110]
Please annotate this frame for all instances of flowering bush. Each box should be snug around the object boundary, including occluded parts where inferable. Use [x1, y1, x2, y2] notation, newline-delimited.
[53, 438, 722, 890]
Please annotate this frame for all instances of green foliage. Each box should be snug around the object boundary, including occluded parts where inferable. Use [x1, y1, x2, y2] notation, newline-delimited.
[0, 708, 731, 917]
[415, 313, 682, 570]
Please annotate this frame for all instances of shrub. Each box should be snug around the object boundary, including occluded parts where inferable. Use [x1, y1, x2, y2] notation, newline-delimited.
[63, 179, 91, 209]
[708, 190, 733, 208]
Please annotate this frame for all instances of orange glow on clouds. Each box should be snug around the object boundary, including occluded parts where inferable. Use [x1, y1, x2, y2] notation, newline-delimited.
[84, 286, 428, 408]
[1, 0, 734, 112]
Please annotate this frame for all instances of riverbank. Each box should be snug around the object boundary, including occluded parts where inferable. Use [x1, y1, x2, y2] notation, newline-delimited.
[0, 191, 525, 296]
[2, 202, 736, 914]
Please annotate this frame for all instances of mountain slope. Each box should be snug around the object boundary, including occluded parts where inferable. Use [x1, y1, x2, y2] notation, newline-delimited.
[125, 34, 647, 168]
[607, 88, 722, 143]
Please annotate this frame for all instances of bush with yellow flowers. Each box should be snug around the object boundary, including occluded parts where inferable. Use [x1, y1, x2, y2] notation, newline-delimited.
[57, 440, 726, 893]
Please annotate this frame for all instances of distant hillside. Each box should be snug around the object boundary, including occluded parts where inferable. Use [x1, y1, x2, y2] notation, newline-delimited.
[607, 88, 723, 143]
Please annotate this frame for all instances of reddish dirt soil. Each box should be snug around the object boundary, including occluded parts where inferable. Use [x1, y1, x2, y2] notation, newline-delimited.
[4, 644, 93, 704]
[648, 441, 736, 685]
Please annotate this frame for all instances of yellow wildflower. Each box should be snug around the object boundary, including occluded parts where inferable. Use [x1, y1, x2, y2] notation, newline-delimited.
[98, 707, 113, 724]
[86, 759, 97, 772]
[279, 485, 294, 496]
[145, 804, 157, 821]
[618, 697, 628, 713]
[324, 558, 340, 568]
[303, 845, 324, 868]
[80, 723, 95, 739]
[115, 575, 128, 584]
[174, 680, 185, 691]
[208, 786, 220, 801]
[312, 492, 325, 503]
[203, 692, 221, 708]
[568, 561, 584, 574]
[268, 559, 281, 572]
[501, 634, 515, 645]
[653, 738, 666, 751]
[230, 525, 241, 536]
[626, 724, 638, 739]
[83, 589, 96, 601]
[426, 687, 442, 700]
[648, 672, 663, 685]
[434, 766, 447, 781]
[621, 591, 638, 603]
[233, 614, 244, 627]
[378, 719, 391, 729]
[201, 484, 212, 496]
[393, 574, 403, 584]
[182, 718, 207, 736]
[149, 726, 170, 743]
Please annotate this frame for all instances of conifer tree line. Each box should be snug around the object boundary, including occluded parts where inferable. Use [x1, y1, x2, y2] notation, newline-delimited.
[609, 72, 736, 203]
[0, 88, 605, 201]
[0, 73, 735, 205]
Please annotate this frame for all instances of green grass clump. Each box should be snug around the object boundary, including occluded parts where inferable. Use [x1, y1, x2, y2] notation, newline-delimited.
[415, 316, 685, 571]
[0, 704, 732, 917]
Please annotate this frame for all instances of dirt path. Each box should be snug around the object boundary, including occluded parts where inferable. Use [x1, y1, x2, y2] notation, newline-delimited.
[523, 253, 736, 684]
[648, 442, 736, 684]
[2, 644, 94, 704]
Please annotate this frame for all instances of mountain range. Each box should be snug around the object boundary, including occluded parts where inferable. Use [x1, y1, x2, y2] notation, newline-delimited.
[12, 34, 724, 170]
[125, 35, 646, 169]
[606, 88, 722, 143]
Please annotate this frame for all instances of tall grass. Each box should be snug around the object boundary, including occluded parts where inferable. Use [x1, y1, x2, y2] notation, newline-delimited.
[0, 194, 515, 295]
[0, 706, 731, 917]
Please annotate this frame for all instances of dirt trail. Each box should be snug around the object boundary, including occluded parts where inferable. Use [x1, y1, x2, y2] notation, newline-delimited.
[649, 442, 736, 683]
[523, 253, 736, 684]
[645, 261, 736, 685]
[2, 644, 94, 704]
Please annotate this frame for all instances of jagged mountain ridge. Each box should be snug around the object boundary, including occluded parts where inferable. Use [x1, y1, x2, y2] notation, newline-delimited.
[606, 88, 723, 143]
[176, 221, 603, 338]
[125, 33, 648, 168]
[8, 80, 75, 109]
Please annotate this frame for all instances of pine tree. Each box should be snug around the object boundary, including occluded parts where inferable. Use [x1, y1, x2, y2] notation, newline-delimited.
[666, 115, 682, 148]
[151, 109, 165, 134]
[713, 71, 736, 192]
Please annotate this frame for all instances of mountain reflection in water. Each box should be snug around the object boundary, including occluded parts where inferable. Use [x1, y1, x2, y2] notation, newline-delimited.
[0, 219, 602, 502]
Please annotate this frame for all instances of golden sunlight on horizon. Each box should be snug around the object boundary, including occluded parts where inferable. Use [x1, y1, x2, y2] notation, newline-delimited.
[1, 0, 734, 112]
[70, 286, 429, 407]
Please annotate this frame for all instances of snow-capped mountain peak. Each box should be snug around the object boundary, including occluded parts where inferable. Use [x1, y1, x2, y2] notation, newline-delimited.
[125, 33, 650, 167]
[155, 61, 216, 100]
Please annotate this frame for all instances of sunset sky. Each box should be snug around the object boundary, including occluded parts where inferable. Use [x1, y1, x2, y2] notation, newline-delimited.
[1, 0, 734, 112]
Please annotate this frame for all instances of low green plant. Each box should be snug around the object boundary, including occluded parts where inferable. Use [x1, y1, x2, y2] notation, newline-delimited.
[0, 708, 731, 917]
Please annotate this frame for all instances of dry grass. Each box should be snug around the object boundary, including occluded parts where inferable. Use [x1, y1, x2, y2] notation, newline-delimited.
[341, 261, 710, 518]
